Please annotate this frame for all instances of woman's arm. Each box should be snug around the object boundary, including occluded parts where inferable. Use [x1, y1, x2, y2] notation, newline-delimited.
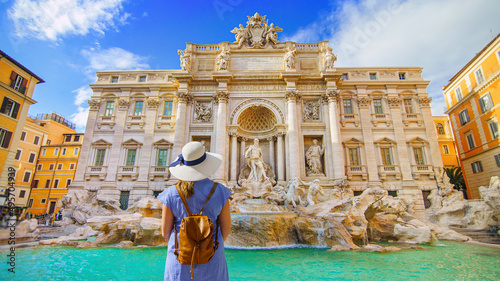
[161, 205, 174, 242]
[219, 199, 232, 242]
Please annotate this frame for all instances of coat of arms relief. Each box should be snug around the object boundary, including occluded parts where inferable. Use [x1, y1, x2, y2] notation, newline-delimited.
[231, 13, 283, 48]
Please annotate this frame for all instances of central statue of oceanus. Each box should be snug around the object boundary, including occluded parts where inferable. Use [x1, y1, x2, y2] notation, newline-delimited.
[238, 138, 276, 197]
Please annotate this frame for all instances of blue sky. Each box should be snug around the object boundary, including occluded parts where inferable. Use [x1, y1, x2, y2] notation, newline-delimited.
[1, 0, 499, 133]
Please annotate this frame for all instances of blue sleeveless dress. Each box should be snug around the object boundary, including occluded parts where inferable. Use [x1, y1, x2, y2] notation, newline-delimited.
[158, 178, 231, 281]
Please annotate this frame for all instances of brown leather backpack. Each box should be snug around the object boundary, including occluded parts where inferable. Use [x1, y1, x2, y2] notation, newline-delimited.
[174, 183, 219, 279]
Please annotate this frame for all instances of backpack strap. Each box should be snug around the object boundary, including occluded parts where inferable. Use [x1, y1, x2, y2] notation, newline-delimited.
[175, 184, 192, 216]
[199, 182, 218, 215]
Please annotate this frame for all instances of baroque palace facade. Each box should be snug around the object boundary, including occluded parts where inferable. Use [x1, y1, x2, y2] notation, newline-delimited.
[72, 14, 443, 215]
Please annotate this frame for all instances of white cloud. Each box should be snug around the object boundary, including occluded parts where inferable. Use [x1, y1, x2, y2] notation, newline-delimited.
[8, 0, 128, 41]
[81, 47, 150, 77]
[70, 47, 150, 131]
[286, 0, 500, 115]
[70, 106, 89, 132]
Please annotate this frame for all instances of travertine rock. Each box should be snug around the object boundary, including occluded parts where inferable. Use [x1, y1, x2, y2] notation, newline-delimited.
[393, 224, 431, 244]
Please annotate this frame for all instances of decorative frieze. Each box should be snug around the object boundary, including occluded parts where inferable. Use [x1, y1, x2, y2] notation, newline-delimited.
[194, 101, 213, 122]
[120, 74, 136, 81]
[97, 75, 110, 81]
[388, 97, 401, 108]
[148, 73, 167, 81]
[303, 100, 321, 121]
[147, 99, 159, 109]
[297, 84, 326, 91]
[357, 97, 371, 108]
[117, 99, 130, 110]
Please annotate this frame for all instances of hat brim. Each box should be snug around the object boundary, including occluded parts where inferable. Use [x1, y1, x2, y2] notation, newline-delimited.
[169, 152, 222, 181]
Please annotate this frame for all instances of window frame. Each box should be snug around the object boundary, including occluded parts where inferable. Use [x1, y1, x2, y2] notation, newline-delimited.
[488, 120, 499, 140]
[33, 135, 40, 145]
[28, 152, 36, 163]
[436, 123, 446, 135]
[458, 109, 470, 126]
[479, 92, 493, 113]
[369, 72, 377, 80]
[74, 147, 79, 155]
[125, 148, 137, 166]
[465, 132, 475, 150]
[20, 131, 26, 141]
[134, 100, 144, 116]
[398, 72, 406, 80]
[475, 68, 485, 85]
[455, 87, 463, 101]
[380, 147, 393, 166]
[15, 149, 22, 160]
[443, 145, 450, 154]
[403, 98, 413, 114]
[23, 171, 32, 182]
[163, 101, 173, 116]
[0, 128, 13, 149]
[495, 154, 500, 167]
[373, 98, 384, 114]
[62, 148, 67, 155]
[95, 149, 106, 166]
[57, 163, 63, 170]
[471, 161, 483, 173]
[105, 101, 115, 116]
[0, 97, 20, 119]
[157, 148, 169, 167]
[343, 99, 353, 114]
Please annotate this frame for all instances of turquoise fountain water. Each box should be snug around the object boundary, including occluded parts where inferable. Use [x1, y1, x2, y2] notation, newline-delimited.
[1, 242, 499, 280]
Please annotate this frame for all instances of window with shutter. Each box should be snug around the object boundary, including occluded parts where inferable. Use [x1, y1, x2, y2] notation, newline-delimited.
[0, 129, 12, 148]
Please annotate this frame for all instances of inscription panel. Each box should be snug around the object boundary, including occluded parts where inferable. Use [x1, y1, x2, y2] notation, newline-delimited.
[231, 56, 283, 71]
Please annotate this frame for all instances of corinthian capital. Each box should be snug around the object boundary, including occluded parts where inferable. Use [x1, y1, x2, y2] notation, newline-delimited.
[285, 90, 300, 102]
[175, 92, 191, 103]
[214, 91, 229, 103]
[418, 97, 432, 107]
[87, 99, 100, 111]
[357, 97, 371, 108]
[324, 90, 339, 103]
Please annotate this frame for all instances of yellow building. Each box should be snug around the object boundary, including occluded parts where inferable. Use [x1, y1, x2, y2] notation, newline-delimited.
[433, 116, 460, 168]
[28, 131, 83, 215]
[0, 50, 44, 195]
[443, 34, 500, 199]
[12, 117, 49, 211]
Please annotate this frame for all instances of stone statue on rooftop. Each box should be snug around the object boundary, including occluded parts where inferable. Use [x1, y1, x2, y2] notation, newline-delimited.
[177, 49, 191, 71]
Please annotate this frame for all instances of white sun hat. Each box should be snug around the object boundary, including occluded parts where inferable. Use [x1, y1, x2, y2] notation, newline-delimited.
[169, 141, 222, 181]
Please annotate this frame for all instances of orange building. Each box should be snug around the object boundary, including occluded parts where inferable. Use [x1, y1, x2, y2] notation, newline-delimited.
[12, 117, 49, 211]
[26, 113, 80, 215]
[433, 116, 459, 168]
[443, 34, 500, 199]
[0, 50, 44, 196]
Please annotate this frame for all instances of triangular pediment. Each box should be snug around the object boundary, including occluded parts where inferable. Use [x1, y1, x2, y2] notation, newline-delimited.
[375, 137, 396, 144]
[91, 139, 112, 146]
[407, 137, 428, 144]
[153, 139, 173, 147]
[343, 137, 363, 144]
[122, 138, 143, 146]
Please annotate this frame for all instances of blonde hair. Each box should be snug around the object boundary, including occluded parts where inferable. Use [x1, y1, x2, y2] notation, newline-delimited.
[175, 180, 195, 199]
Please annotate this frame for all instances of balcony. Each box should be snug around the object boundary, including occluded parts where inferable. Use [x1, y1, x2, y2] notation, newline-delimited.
[345, 165, 367, 180]
[97, 116, 115, 129]
[156, 115, 174, 129]
[411, 164, 434, 180]
[371, 113, 391, 127]
[340, 114, 360, 127]
[149, 166, 170, 181]
[402, 112, 423, 127]
[85, 166, 107, 181]
[378, 165, 401, 180]
[126, 115, 145, 129]
[117, 166, 139, 181]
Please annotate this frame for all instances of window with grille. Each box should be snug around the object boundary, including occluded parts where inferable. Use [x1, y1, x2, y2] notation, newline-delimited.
[369, 73, 377, 80]
[95, 149, 106, 166]
[125, 149, 137, 166]
[373, 99, 383, 114]
[404, 99, 413, 113]
[349, 148, 360, 165]
[157, 149, 168, 166]
[343, 99, 353, 114]
[398, 72, 406, 80]
[105, 101, 115, 116]
[120, 191, 130, 210]
[381, 147, 393, 165]
[413, 147, 425, 165]
[134, 101, 144, 116]
[164, 101, 173, 116]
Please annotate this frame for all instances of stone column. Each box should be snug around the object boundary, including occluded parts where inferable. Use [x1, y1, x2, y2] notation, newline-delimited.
[73, 99, 100, 185]
[321, 95, 335, 180]
[418, 96, 444, 169]
[230, 132, 238, 182]
[268, 136, 275, 171]
[286, 91, 300, 179]
[277, 132, 285, 182]
[386, 92, 412, 182]
[356, 91, 380, 184]
[107, 93, 131, 183]
[240, 137, 247, 172]
[138, 96, 159, 182]
[214, 91, 228, 181]
[325, 91, 344, 179]
[172, 92, 190, 158]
